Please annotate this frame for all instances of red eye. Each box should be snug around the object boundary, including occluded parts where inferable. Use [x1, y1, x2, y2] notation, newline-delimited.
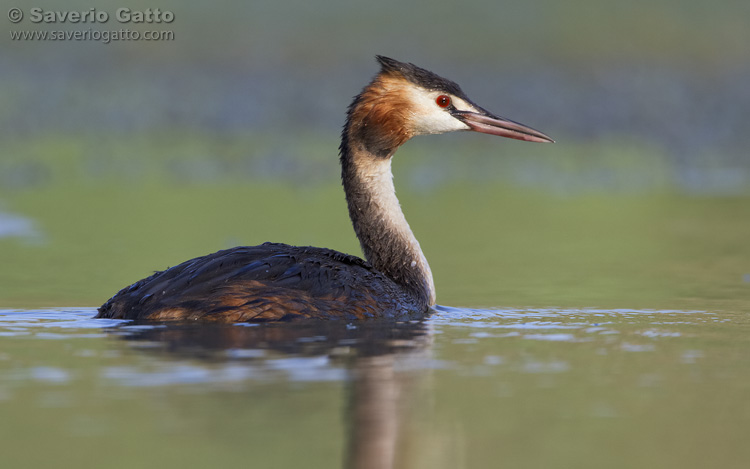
[436, 95, 451, 108]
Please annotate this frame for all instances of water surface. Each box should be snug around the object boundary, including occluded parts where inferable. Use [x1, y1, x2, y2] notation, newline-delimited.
[1, 307, 747, 468]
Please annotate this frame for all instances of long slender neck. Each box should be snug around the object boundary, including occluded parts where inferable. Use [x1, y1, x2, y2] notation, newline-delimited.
[339, 132, 436, 308]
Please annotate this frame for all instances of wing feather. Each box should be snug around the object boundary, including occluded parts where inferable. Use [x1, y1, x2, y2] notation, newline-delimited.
[97, 243, 423, 321]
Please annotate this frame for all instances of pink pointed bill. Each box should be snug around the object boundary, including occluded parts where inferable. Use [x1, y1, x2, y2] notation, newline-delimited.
[454, 111, 554, 143]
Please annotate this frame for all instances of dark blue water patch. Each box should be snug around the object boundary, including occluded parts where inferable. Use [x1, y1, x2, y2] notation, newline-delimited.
[2, 58, 749, 160]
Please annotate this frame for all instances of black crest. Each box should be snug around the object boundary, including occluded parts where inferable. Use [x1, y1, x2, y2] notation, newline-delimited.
[375, 55, 466, 98]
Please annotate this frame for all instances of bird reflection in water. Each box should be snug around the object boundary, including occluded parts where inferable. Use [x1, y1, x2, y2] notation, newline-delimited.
[112, 319, 436, 469]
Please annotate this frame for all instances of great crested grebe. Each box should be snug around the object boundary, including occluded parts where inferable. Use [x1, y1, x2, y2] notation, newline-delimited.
[97, 56, 553, 322]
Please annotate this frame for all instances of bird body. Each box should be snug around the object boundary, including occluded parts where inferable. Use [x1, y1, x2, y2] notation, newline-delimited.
[97, 56, 552, 322]
[98, 243, 424, 321]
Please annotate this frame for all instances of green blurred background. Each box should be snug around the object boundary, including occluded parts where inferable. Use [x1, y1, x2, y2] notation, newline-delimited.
[1, 0, 749, 310]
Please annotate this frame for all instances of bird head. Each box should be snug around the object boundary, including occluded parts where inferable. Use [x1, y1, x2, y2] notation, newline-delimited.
[345, 56, 553, 158]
